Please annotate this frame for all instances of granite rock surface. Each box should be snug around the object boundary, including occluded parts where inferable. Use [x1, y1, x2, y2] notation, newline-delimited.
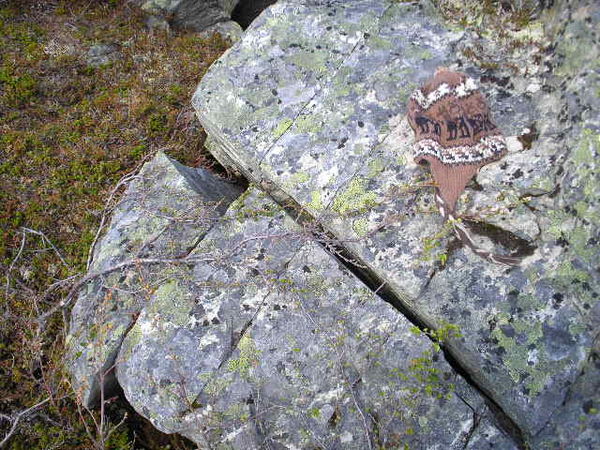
[67, 0, 599, 448]
[66, 152, 241, 406]
[116, 187, 516, 448]
[193, 0, 599, 445]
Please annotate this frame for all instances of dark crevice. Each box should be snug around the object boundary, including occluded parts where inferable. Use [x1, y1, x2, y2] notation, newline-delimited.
[462, 411, 481, 450]
[247, 392, 270, 447]
[441, 348, 527, 449]
[246, 180, 528, 449]
[105, 384, 196, 449]
[231, 0, 278, 29]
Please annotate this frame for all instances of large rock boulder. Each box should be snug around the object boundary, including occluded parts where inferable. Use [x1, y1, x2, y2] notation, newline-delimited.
[66, 152, 242, 406]
[67, 0, 599, 448]
[193, 0, 599, 446]
[115, 187, 515, 448]
[140, 0, 241, 35]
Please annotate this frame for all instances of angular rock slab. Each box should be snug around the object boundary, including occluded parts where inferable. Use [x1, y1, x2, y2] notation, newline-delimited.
[117, 188, 515, 449]
[141, 0, 238, 32]
[66, 152, 242, 406]
[193, 0, 393, 175]
[194, 0, 600, 443]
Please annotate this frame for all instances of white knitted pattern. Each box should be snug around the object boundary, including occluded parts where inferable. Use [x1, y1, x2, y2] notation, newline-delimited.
[413, 135, 507, 165]
[410, 77, 478, 110]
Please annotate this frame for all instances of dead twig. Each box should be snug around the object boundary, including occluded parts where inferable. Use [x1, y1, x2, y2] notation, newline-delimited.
[36, 254, 217, 330]
[4, 230, 26, 297]
[20, 227, 70, 269]
[0, 397, 50, 448]
[87, 153, 154, 271]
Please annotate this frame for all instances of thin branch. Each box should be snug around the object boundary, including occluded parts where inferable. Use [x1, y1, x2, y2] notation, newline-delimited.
[86, 160, 148, 271]
[0, 397, 50, 448]
[21, 227, 70, 268]
[341, 364, 373, 450]
[36, 254, 217, 329]
[4, 230, 26, 297]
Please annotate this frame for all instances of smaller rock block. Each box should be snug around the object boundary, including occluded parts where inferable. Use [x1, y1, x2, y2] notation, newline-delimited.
[66, 152, 241, 407]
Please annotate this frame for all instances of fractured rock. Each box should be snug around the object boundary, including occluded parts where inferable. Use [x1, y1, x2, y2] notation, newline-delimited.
[193, 0, 600, 443]
[66, 152, 242, 407]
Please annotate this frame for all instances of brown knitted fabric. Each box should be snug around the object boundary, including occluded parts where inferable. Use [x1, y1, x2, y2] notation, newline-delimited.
[407, 68, 507, 213]
[407, 68, 519, 266]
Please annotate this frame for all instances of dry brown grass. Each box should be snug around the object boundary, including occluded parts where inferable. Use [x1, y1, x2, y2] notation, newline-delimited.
[0, 0, 231, 447]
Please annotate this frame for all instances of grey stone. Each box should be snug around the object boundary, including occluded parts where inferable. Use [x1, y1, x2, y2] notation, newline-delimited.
[200, 20, 243, 42]
[116, 188, 515, 449]
[66, 152, 242, 407]
[141, 0, 240, 32]
[86, 43, 119, 67]
[532, 335, 600, 449]
[193, 0, 599, 445]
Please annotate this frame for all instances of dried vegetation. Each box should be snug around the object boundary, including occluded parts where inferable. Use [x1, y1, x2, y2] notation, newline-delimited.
[0, 0, 230, 447]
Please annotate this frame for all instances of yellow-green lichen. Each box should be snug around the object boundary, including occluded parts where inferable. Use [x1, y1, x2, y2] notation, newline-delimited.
[124, 323, 143, 351]
[332, 66, 353, 97]
[555, 29, 600, 78]
[404, 44, 433, 61]
[291, 171, 310, 184]
[294, 114, 323, 134]
[289, 49, 329, 74]
[352, 217, 370, 237]
[202, 374, 233, 397]
[490, 313, 550, 396]
[227, 334, 261, 379]
[332, 178, 378, 215]
[307, 190, 325, 211]
[396, 154, 408, 166]
[273, 118, 293, 138]
[148, 281, 192, 327]
[367, 158, 385, 178]
[224, 403, 250, 422]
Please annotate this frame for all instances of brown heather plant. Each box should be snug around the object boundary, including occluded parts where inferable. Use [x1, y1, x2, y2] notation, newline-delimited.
[0, 0, 230, 447]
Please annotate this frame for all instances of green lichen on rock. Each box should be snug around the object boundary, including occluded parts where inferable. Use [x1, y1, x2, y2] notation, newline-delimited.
[307, 190, 324, 212]
[291, 171, 310, 184]
[367, 158, 385, 178]
[203, 375, 233, 397]
[352, 217, 370, 237]
[146, 280, 192, 327]
[227, 333, 261, 379]
[332, 178, 378, 215]
[289, 49, 329, 74]
[273, 118, 293, 138]
[490, 312, 549, 396]
[294, 114, 323, 134]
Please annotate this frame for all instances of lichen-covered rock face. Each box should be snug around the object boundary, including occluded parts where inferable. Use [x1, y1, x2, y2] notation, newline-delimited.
[192, 0, 600, 445]
[116, 188, 515, 449]
[66, 0, 599, 447]
[66, 152, 242, 407]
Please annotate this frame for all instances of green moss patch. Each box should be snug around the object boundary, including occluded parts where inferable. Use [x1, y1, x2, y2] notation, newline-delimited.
[0, 0, 231, 447]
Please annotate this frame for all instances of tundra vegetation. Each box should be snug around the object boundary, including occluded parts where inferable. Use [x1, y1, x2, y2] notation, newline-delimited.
[0, 0, 229, 447]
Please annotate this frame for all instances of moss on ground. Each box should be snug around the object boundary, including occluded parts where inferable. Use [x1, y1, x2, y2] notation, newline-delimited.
[0, 0, 230, 447]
